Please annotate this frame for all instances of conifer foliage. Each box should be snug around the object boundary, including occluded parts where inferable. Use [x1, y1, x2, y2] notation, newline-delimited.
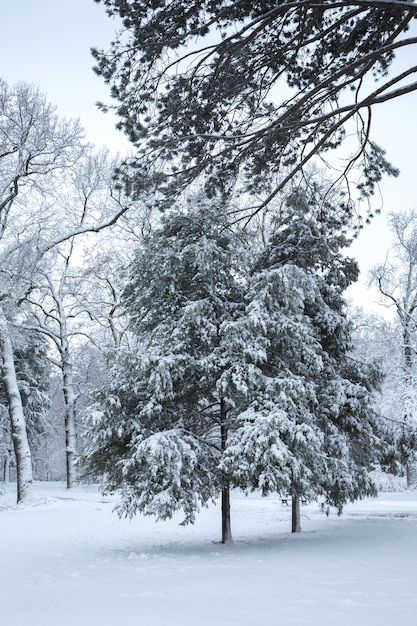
[92, 0, 415, 213]
[84, 198, 250, 541]
[84, 189, 385, 538]
[222, 192, 383, 519]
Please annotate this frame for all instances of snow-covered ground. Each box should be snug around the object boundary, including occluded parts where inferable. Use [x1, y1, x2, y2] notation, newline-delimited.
[1, 483, 416, 625]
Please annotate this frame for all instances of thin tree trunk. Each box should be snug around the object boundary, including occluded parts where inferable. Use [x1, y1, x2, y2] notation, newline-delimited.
[220, 398, 233, 544]
[221, 486, 233, 544]
[3, 452, 10, 482]
[62, 356, 77, 489]
[406, 461, 417, 487]
[292, 495, 301, 533]
[402, 324, 416, 487]
[0, 308, 33, 503]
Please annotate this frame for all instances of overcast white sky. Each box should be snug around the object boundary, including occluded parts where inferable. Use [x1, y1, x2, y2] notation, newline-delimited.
[0, 1, 416, 315]
[0, 0, 127, 151]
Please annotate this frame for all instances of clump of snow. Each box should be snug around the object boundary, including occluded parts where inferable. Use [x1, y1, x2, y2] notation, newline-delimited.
[370, 469, 408, 492]
[1, 482, 417, 625]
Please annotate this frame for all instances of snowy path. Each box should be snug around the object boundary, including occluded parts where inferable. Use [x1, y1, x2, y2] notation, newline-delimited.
[0, 483, 416, 625]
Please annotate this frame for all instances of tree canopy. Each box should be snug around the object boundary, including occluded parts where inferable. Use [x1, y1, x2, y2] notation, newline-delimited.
[93, 0, 416, 215]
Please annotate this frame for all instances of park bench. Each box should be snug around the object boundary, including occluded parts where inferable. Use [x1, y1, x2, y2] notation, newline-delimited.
[281, 496, 308, 505]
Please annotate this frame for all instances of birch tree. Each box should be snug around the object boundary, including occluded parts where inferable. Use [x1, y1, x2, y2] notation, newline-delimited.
[0, 80, 83, 501]
[0, 330, 51, 481]
[23, 244, 83, 489]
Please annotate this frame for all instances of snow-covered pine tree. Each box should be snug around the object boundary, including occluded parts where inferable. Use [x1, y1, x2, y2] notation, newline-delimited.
[221, 189, 384, 531]
[82, 196, 252, 542]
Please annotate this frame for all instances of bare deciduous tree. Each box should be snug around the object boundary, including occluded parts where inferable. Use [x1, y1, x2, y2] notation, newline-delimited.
[0, 80, 132, 502]
[370, 209, 417, 485]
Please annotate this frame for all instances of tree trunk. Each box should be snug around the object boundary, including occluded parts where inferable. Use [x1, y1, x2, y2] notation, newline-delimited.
[3, 453, 10, 482]
[402, 324, 416, 487]
[62, 357, 77, 489]
[406, 460, 417, 489]
[292, 495, 301, 533]
[220, 398, 233, 543]
[221, 486, 233, 544]
[0, 308, 33, 503]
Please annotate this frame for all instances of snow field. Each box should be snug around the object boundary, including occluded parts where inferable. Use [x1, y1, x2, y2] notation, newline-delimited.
[0, 483, 416, 626]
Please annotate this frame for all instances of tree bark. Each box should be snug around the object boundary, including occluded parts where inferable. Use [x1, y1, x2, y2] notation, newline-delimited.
[292, 495, 301, 533]
[402, 324, 417, 487]
[220, 398, 233, 543]
[57, 282, 78, 490]
[221, 486, 233, 544]
[406, 462, 417, 487]
[62, 356, 77, 489]
[3, 452, 10, 482]
[0, 308, 33, 502]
